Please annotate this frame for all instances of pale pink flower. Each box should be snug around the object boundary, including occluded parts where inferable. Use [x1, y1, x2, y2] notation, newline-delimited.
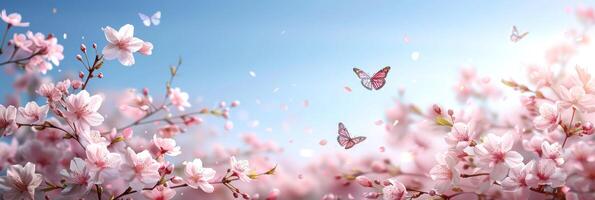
[139, 41, 153, 55]
[0, 138, 18, 169]
[169, 87, 190, 111]
[557, 85, 595, 112]
[355, 176, 373, 187]
[526, 159, 566, 187]
[429, 153, 460, 192]
[63, 90, 104, 131]
[0, 105, 17, 136]
[473, 133, 524, 180]
[230, 156, 251, 182]
[17, 101, 49, 123]
[567, 141, 595, 166]
[60, 158, 92, 196]
[382, 178, 407, 200]
[141, 185, 176, 200]
[184, 158, 216, 193]
[574, 66, 595, 94]
[0, 10, 29, 27]
[10, 33, 31, 51]
[150, 135, 181, 157]
[522, 135, 544, 157]
[501, 160, 534, 191]
[533, 103, 560, 131]
[85, 144, 121, 184]
[120, 148, 161, 189]
[102, 24, 144, 66]
[541, 141, 565, 165]
[526, 65, 553, 88]
[158, 125, 180, 138]
[445, 122, 475, 149]
[79, 130, 109, 146]
[55, 79, 71, 94]
[0, 162, 42, 200]
[36, 82, 62, 102]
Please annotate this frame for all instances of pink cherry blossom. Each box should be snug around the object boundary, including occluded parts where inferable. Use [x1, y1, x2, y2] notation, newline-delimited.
[141, 185, 177, 200]
[11, 33, 31, 51]
[472, 133, 524, 180]
[557, 85, 595, 112]
[85, 144, 121, 184]
[533, 103, 560, 131]
[576, 7, 595, 25]
[79, 129, 109, 146]
[169, 87, 191, 111]
[0, 10, 29, 27]
[501, 160, 534, 191]
[522, 135, 544, 157]
[0, 138, 18, 169]
[574, 65, 595, 94]
[541, 141, 565, 166]
[139, 41, 153, 55]
[0, 105, 17, 136]
[60, 158, 92, 196]
[150, 135, 181, 157]
[0, 162, 42, 200]
[526, 159, 566, 188]
[382, 178, 407, 200]
[120, 148, 161, 189]
[158, 124, 181, 138]
[429, 153, 460, 192]
[444, 122, 475, 149]
[183, 158, 216, 193]
[230, 156, 251, 182]
[36, 82, 62, 102]
[567, 141, 595, 166]
[355, 176, 373, 187]
[102, 24, 145, 66]
[63, 90, 104, 131]
[17, 101, 49, 124]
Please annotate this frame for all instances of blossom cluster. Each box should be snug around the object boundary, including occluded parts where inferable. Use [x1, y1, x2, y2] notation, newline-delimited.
[0, 10, 275, 200]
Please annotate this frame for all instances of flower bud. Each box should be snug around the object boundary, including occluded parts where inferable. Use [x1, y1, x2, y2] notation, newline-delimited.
[447, 109, 454, 116]
[432, 104, 442, 115]
[98, 72, 104, 78]
[355, 176, 373, 187]
[72, 80, 83, 89]
[76, 54, 83, 61]
[92, 43, 97, 49]
[80, 44, 87, 52]
[219, 101, 227, 108]
[582, 122, 594, 135]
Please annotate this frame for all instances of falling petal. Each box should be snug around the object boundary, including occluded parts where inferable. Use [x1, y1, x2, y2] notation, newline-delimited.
[319, 139, 328, 146]
[344, 86, 352, 93]
[249, 71, 256, 77]
[374, 120, 384, 126]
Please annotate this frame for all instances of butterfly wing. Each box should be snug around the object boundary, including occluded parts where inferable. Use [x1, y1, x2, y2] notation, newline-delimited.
[139, 13, 151, 27]
[151, 11, 161, 26]
[353, 68, 372, 90]
[344, 136, 366, 149]
[370, 66, 390, 90]
[337, 122, 351, 147]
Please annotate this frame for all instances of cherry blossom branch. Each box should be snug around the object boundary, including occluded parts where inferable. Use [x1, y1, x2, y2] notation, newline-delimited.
[0, 51, 43, 66]
[459, 173, 489, 178]
[112, 166, 276, 200]
[0, 24, 10, 54]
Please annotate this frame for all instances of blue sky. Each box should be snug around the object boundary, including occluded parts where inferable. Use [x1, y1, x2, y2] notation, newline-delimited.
[1, 0, 593, 162]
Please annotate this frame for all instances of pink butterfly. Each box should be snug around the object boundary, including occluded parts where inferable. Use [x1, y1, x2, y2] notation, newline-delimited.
[510, 26, 528, 43]
[337, 122, 366, 149]
[353, 66, 391, 90]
